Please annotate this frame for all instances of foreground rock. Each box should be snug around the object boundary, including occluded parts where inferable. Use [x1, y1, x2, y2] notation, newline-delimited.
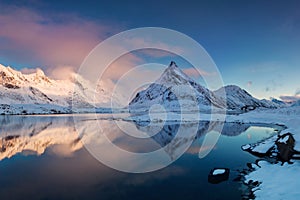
[242, 132, 300, 164]
[208, 168, 230, 184]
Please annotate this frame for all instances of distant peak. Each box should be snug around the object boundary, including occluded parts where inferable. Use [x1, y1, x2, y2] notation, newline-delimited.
[169, 61, 178, 68]
[36, 68, 45, 77]
[0, 64, 6, 70]
[225, 85, 241, 89]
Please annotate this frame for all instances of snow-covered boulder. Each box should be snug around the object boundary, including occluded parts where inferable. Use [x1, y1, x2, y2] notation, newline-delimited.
[208, 168, 230, 184]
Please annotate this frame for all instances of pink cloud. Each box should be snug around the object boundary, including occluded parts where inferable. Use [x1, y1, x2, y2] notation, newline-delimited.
[280, 95, 300, 103]
[46, 65, 75, 80]
[0, 7, 182, 82]
[0, 6, 205, 85]
[0, 6, 119, 73]
[101, 52, 144, 81]
[279, 88, 300, 103]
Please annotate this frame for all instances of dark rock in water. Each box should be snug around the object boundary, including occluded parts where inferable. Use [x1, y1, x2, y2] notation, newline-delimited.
[244, 133, 300, 165]
[246, 162, 254, 170]
[208, 168, 230, 184]
[252, 181, 260, 187]
[242, 132, 300, 164]
[275, 133, 299, 164]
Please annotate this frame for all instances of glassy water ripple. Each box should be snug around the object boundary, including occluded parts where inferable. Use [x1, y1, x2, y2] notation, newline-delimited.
[0, 114, 280, 200]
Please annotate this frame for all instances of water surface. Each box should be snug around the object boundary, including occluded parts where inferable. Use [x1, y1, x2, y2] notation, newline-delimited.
[0, 115, 279, 199]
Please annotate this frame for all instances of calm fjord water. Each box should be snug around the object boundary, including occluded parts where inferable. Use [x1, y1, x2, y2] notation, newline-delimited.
[0, 115, 278, 200]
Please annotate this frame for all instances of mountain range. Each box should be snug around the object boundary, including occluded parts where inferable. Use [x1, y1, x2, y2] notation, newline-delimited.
[0, 62, 285, 114]
[129, 61, 281, 113]
[0, 64, 119, 114]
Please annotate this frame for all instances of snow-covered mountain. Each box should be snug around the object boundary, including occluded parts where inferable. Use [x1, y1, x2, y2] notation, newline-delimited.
[214, 85, 279, 110]
[271, 98, 286, 106]
[0, 64, 119, 114]
[0, 62, 283, 115]
[129, 61, 280, 112]
[129, 61, 226, 112]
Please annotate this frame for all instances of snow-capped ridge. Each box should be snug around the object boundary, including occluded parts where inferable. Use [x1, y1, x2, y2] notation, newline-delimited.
[129, 61, 226, 112]
[0, 63, 120, 114]
[214, 85, 280, 110]
[156, 61, 194, 86]
[129, 62, 281, 112]
[0, 62, 284, 114]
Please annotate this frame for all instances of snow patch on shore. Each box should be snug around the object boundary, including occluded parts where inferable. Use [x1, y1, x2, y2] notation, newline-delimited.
[232, 107, 300, 199]
[245, 161, 300, 199]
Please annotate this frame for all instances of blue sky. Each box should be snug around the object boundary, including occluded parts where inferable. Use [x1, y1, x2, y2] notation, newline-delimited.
[0, 0, 299, 101]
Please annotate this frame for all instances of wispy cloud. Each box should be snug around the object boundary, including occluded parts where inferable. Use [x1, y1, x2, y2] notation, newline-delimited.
[0, 6, 186, 83]
[279, 95, 300, 103]
[0, 4, 210, 96]
[0, 6, 119, 77]
[47, 65, 76, 80]
[101, 53, 144, 81]
[280, 88, 300, 103]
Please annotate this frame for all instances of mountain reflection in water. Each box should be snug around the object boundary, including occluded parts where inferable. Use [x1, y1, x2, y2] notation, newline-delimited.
[0, 114, 279, 200]
[0, 114, 253, 161]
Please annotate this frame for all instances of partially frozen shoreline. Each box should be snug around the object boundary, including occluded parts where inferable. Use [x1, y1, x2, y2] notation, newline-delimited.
[1, 105, 299, 199]
[125, 106, 300, 199]
[226, 107, 300, 199]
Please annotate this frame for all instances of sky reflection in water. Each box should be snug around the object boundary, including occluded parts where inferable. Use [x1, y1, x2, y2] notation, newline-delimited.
[0, 115, 278, 200]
